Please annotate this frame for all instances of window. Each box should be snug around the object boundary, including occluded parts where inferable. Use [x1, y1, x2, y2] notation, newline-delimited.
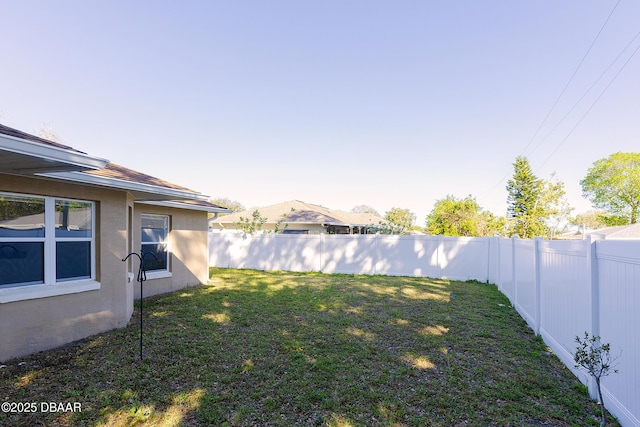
[0, 193, 95, 289]
[55, 200, 93, 281]
[141, 214, 169, 272]
[0, 195, 45, 287]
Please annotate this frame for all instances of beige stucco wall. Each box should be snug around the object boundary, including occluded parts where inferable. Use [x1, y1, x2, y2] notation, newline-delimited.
[0, 173, 131, 362]
[132, 204, 209, 298]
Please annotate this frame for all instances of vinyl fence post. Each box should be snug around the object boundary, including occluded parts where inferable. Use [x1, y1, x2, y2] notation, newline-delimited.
[437, 235, 444, 279]
[533, 237, 542, 336]
[485, 237, 491, 284]
[512, 235, 517, 306]
[585, 234, 604, 400]
[496, 236, 502, 291]
[320, 233, 324, 273]
[587, 234, 602, 342]
[374, 233, 378, 276]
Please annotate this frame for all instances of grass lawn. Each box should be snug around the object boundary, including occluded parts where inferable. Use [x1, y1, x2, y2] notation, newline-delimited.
[0, 268, 617, 426]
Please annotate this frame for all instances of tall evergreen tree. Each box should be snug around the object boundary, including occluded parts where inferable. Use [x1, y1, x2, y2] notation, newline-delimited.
[506, 156, 545, 238]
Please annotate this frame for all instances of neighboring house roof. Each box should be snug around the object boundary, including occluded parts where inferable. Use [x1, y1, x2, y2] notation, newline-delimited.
[0, 123, 229, 213]
[587, 223, 640, 239]
[213, 200, 386, 228]
[561, 223, 640, 240]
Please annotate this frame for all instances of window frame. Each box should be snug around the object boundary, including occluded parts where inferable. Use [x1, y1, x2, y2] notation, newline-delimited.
[140, 213, 171, 278]
[0, 192, 99, 303]
[53, 198, 95, 282]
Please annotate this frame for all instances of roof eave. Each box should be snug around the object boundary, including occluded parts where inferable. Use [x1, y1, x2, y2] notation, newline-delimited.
[138, 200, 231, 213]
[39, 170, 210, 202]
[0, 132, 109, 175]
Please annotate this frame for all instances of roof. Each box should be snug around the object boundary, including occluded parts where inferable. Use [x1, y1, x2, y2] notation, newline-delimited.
[0, 123, 229, 213]
[214, 200, 386, 227]
[561, 223, 640, 240]
[0, 123, 86, 154]
[86, 162, 196, 193]
[589, 223, 640, 239]
[0, 123, 109, 174]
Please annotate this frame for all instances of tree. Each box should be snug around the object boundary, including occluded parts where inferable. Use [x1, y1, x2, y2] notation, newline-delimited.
[574, 332, 619, 427]
[581, 152, 640, 224]
[425, 195, 503, 237]
[236, 209, 266, 234]
[384, 208, 415, 233]
[210, 197, 245, 214]
[540, 173, 574, 238]
[505, 157, 571, 238]
[569, 210, 628, 230]
[37, 122, 62, 142]
[506, 156, 546, 238]
[351, 205, 381, 216]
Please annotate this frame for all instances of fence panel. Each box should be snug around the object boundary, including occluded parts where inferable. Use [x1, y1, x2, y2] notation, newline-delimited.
[440, 237, 490, 282]
[375, 235, 440, 277]
[208, 232, 234, 268]
[537, 239, 590, 377]
[513, 239, 537, 330]
[322, 235, 377, 275]
[267, 234, 323, 272]
[498, 238, 514, 302]
[487, 237, 501, 287]
[596, 240, 640, 427]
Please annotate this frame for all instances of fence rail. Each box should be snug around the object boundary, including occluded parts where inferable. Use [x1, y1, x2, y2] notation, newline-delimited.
[209, 232, 640, 427]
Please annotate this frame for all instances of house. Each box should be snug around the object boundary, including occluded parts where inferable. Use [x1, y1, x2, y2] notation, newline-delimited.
[210, 200, 387, 234]
[559, 223, 640, 240]
[0, 123, 229, 361]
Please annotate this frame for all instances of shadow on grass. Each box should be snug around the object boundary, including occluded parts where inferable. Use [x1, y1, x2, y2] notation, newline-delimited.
[0, 268, 615, 426]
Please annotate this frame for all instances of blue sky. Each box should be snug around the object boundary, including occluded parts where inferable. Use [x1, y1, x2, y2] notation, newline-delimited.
[2, 1, 639, 224]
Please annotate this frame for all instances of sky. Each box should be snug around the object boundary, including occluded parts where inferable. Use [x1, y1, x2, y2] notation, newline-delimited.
[2, 1, 639, 225]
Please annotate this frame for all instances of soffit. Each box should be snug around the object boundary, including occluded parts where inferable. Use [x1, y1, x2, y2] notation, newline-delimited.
[0, 133, 108, 175]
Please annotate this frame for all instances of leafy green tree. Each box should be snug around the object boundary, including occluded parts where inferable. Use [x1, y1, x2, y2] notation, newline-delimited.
[541, 173, 574, 238]
[570, 210, 603, 230]
[236, 209, 266, 234]
[210, 197, 245, 214]
[384, 207, 415, 233]
[580, 152, 640, 224]
[570, 210, 628, 230]
[598, 214, 630, 226]
[426, 195, 503, 236]
[365, 221, 404, 235]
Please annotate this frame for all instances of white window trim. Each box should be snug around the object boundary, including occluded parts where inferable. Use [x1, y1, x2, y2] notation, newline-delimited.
[145, 270, 172, 280]
[0, 192, 100, 303]
[140, 213, 171, 274]
[0, 279, 100, 303]
[52, 197, 96, 282]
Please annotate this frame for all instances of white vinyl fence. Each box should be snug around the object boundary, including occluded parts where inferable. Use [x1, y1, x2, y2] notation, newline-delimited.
[209, 233, 491, 280]
[209, 232, 639, 427]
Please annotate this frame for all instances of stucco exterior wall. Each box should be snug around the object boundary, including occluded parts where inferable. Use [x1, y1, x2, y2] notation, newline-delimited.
[0, 173, 131, 361]
[132, 204, 209, 298]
